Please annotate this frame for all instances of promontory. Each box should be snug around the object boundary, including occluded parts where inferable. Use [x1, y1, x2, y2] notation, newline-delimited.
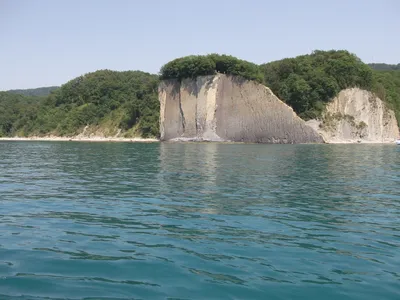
[159, 52, 399, 143]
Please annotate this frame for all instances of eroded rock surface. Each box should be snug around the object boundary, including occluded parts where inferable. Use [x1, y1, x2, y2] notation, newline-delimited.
[306, 88, 399, 143]
[159, 74, 323, 144]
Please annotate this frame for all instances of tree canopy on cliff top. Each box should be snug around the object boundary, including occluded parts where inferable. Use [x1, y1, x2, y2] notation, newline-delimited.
[160, 54, 264, 83]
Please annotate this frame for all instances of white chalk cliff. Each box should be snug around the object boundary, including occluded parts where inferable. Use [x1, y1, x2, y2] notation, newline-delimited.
[159, 76, 399, 144]
[159, 74, 323, 143]
[306, 88, 399, 143]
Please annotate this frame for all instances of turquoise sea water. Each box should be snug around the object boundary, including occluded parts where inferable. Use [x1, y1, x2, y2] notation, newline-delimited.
[0, 141, 399, 299]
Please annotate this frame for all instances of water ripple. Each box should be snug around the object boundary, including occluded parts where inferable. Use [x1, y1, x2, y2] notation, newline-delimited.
[0, 142, 399, 299]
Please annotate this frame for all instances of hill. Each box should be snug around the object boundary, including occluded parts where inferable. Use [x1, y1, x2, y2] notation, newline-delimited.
[259, 50, 374, 119]
[7, 86, 59, 97]
[258, 50, 400, 124]
[0, 92, 40, 137]
[372, 69, 400, 123]
[0, 70, 159, 138]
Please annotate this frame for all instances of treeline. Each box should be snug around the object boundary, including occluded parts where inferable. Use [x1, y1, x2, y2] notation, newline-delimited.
[0, 70, 159, 138]
[368, 63, 400, 71]
[160, 54, 263, 83]
[7, 86, 59, 97]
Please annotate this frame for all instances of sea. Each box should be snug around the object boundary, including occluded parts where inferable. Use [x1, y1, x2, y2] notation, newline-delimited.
[0, 141, 399, 299]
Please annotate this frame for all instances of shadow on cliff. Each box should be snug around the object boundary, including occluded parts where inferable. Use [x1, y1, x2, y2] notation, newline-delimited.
[227, 75, 248, 87]
[163, 79, 181, 99]
[162, 74, 249, 99]
[183, 75, 218, 97]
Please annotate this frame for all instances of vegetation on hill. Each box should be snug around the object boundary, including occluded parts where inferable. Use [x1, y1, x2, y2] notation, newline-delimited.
[7, 86, 59, 97]
[260, 50, 375, 119]
[0, 70, 159, 138]
[368, 63, 400, 71]
[0, 92, 39, 137]
[372, 70, 400, 123]
[160, 54, 263, 83]
[260, 50, 400, 123]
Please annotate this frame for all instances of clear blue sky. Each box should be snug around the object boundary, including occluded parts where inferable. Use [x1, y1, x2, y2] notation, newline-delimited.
[0, 0, 398, 90]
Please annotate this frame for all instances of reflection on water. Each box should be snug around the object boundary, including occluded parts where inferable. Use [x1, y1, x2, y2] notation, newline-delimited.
[0, 141, 399, 299]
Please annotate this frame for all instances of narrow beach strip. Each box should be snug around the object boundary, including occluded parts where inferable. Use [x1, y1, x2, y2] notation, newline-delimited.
[0, 137, 159, 143]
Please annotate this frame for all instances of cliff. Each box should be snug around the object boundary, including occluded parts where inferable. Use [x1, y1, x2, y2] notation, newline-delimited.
[159, 74, 324, 143]
[306, 88, 399, 143]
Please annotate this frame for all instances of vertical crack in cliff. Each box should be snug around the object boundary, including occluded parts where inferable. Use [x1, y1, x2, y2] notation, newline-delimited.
[178, 87, 186, 133]
[195, 100, 199, 138]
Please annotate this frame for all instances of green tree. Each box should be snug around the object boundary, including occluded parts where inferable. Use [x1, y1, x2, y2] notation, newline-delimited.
[160, 54, 263, 83]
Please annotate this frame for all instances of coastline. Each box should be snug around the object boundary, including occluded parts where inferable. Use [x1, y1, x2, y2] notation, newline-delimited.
[324, 140, 399, 144]
[0, 137, 397, 144]
[0, 136, 159, 143]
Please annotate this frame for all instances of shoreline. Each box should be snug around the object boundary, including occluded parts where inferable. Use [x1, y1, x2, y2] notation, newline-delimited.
[0, 137, 397, 145]
[0, 136, 159, 143]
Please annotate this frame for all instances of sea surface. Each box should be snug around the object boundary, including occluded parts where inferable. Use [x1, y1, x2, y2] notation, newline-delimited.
[0, 141, 399, 300]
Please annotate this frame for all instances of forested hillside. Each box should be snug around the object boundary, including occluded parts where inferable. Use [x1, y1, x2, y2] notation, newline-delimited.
[0, 70, 159, 138]
[260, 50, 374, 119]
[0, 92, 40, 137]
[372, 69, 400, 122]
[7, 86, 59, 97]
[260, 51, 400, 123]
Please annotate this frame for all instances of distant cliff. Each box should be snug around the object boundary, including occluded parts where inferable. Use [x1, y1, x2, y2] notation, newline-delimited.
[159, 74, 323, 143]
[306, 88, 399, 143]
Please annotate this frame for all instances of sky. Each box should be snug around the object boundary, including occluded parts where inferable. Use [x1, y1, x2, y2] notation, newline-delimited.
[0, 0, 399, 90]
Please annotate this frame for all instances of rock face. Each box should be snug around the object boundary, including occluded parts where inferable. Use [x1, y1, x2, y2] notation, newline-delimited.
[306, 88, 399, 143]
[159, 74, 324, 143]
